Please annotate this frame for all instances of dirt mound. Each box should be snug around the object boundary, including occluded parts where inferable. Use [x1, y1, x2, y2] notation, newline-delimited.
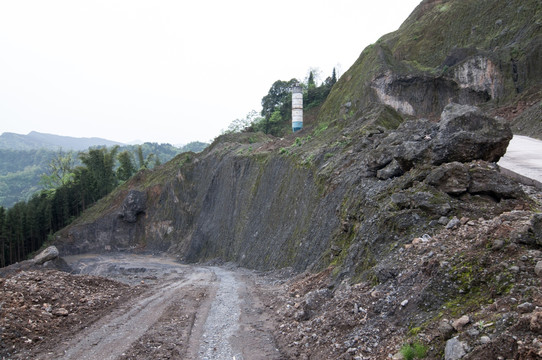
[0, 270, 144, 359]
[266, 200, 542, 359]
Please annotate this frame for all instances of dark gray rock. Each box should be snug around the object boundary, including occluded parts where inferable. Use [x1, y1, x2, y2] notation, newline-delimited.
[390, 119, 435, 171]
[532, 213, 542, 246]
[439, 320, 455, 339]
[376, 159, 403, 180]
[426, 162, 470, 195]
[373, 104, 512, 175]
[445, 337, 468, 360]
[120, 190, 147, 223]
[491, 239, 505, 251]
[447, 217, 461, 229]
[468, 166, 522, 199]
[432, 104, 512, 165]
[517, 302, 535, 314]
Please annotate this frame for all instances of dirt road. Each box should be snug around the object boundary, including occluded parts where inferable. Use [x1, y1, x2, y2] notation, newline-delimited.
[499, 135, 542, 185]
[34, 254, 282, 360]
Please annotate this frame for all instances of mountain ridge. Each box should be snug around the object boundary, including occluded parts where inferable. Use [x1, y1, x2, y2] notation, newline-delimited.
[0, 131, 125, 151]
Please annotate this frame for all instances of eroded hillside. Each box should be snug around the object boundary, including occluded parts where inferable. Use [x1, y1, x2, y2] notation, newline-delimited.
[27, 0, 542, 358]
[51, 0, 542, 278]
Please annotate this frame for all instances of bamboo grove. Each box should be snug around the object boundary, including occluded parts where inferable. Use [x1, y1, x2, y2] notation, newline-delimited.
[0, 146, 148, 267]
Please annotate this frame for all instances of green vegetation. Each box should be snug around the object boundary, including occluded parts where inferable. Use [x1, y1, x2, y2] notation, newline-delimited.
[0, 142, 208, 208]
[400, 342, 427, 360]
[0, 140, 210, 267]
[0, 149, 70, 208]
[222, 68, 337, 138]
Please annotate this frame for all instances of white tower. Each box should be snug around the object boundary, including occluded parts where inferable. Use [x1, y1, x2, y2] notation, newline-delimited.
[292, 84, 303, 132]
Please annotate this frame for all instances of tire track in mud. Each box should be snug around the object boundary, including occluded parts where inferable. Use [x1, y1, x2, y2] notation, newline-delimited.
[51, 267, 212, 360]
[196, 268, 242, 360]
[187, 267, 283, 360]
[31, 255, 282, 360]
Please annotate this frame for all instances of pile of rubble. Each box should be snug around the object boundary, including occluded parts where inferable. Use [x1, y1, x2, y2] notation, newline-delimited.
[0, 269, 143, 358]
[265, 206, 542, 359]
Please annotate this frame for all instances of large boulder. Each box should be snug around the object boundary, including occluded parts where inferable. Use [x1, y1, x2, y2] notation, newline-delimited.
[425, 161, 522, 199]
[374, 104, 513, 176]
[432, 103, 512, 165]
[33, 246, 59, 265]
[119, 190, 147, 223]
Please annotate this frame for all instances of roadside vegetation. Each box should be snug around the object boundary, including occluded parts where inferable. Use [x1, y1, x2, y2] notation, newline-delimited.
[0, 142, 206, 267]
[0, 67, 336, 268]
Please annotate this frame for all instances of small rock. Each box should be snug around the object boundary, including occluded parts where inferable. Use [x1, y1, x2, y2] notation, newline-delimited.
[530, 311, 542, 333]
[480, 336, 491, 344]
[400, 300, 409, 307]
[535, 261, 542, 277]
[492, 239, 505, 251]
[294, 309, 310, 321]
[466, 328, 479, 337]
[509, 265, 520, 273]
[438, 320, 455, 339]
[453, 315, 471, 330]
[53, 308, 69, 316]
[412, 238, 423, 246]
[439, 216, 449, 225]
[518, 302, 535, 314]
[445, 337, 467, 360]
[446, 217, 461, 229]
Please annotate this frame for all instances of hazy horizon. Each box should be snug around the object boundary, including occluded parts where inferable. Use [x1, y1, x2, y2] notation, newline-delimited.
[1, 0, 421, 145]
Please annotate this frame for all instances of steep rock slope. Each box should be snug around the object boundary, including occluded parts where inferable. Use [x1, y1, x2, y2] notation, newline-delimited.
[41, 2, 542, 358]
[54, 103, 531, 278]
[53, 0, 541, 278]
[319, 0, 542, 136]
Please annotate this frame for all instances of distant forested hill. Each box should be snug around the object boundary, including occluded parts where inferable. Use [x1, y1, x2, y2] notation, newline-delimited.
[0, 131, 125, 151]
[0, 140, 208, 208]
[0, 149, 59, 208]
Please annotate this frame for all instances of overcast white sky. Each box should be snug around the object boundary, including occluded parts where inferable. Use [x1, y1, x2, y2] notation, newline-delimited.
[0, 0, 421, 145]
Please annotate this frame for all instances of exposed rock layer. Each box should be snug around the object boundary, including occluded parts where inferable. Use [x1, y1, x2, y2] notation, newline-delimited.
[55, 104, 526, 276]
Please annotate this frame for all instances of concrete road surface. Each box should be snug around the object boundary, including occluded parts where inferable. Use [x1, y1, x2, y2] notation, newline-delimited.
[498, 135, 542, 186]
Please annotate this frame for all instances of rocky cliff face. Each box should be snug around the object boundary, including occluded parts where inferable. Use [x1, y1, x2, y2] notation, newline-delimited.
[43, 2, 542, 357]
[54, 0, 542, 278]
[319, 0, 542, 130]
[54, 103, 531, 281]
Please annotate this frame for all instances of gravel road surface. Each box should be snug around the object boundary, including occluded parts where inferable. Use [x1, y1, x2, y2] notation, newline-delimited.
[39, 254, 284, 360]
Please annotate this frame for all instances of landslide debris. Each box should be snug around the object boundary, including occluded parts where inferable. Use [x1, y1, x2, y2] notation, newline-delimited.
[266, 197, 542, 359]
[0, 269, 144, 359]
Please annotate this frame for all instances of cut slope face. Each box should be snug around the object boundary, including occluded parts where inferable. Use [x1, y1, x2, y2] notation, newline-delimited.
[52, 0, 541, 278]
[53, 102, 532, 281]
